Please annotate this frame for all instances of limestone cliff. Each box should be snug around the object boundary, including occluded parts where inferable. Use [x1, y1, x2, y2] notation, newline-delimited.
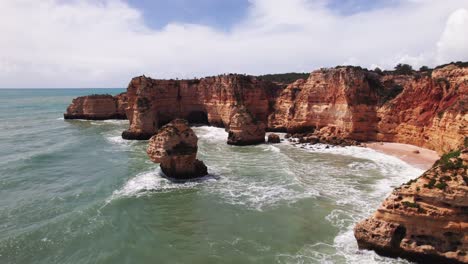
[64, 93, 127, 120]
[65, 63, 467, 152]
[122, 74, 276, 140]
[227, 107, 266, 145]
[268, 64, 467, 154]
[354, 148, 468, 264]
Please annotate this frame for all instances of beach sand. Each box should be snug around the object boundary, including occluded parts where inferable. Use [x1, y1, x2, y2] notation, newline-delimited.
[364, 142, 440, 170]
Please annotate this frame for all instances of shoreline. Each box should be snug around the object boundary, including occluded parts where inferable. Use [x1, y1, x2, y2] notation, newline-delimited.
[363, 142, 439, 170]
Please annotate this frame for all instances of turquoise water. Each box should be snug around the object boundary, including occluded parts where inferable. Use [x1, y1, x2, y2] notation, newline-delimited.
[0, 89, 422, 264]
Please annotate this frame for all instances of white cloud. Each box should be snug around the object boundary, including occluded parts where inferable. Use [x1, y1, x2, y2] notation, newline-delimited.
[436, 8, 468, 64]
[0, 0, 467, 88]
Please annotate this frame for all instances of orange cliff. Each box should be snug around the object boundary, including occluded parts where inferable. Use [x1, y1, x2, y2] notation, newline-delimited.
[354, 148, 468, 264]
[64, 63, 467, 152]
[268, 64, 467, 154]
[121, 74, 280, 140]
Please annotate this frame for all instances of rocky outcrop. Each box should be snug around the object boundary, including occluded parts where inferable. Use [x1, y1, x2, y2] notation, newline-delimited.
[64, 93, 127, 120]
[354, 148, 468, 264]
[146, 119, 207, 179]
[267, 133, 281, 143]
[375, 65, 468, 154]
[268, 64, 467, 154]
[66, 63, 466, 152]
[122, 74, 277, 140]
[268, 67, 381, 140]
[227, 107, 266, 145]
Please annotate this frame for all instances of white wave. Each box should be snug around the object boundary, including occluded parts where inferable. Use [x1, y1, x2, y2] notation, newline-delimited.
[105, 135, 135, 146]
[102, 120, 128, 125]
[261, 144, 281, 153]
[202, 165, 319, 211]
[285, 142, 423, 263]
[56, 117, 64, 120]
[193, 126, 227, 142]
[108, 169, 215, 201]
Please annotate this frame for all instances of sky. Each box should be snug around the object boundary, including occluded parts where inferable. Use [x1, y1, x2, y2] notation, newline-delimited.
[0, 0, 467, 88]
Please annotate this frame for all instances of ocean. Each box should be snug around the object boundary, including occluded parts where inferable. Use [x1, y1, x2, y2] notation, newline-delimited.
[0, 89, 421, 264]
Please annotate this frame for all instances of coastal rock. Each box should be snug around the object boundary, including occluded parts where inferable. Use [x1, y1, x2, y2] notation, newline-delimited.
[268, 64, 467, 154]
[66, 62, 466, 153]
[227, 107, 266, 145]
[354, 148, 468, 264]
[123, 74, 278, 140]
[64, 94, 127, 120]
[375, 65, 468, 154]
[268, 67, 380, 140]
[267, 133, 281, 143]
[146, 119, 207, 179]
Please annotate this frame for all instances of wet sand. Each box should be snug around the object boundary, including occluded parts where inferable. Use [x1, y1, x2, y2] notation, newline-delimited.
[364, 142, 440, 170]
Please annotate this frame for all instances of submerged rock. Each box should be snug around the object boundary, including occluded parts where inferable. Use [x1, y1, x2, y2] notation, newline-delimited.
[147, 119, 207, 179]
[227, 107, 266, 146]
[267, 133, 280, 144]
[354, 148, 468, 264]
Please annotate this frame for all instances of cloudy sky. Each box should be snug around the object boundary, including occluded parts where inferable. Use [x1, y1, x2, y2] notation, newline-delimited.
[1, 0, 467, 88]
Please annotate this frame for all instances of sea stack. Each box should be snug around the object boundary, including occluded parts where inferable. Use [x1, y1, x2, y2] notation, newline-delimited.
[354, 148, 468, 264]
[227, 107, 266, 146]
[146, 119, 208, 179]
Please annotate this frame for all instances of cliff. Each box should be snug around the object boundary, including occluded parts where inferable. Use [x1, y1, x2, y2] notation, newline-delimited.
[122, 74, 277, 140]
[227, 106, 266, 145]
[269, 64, 467, 154]
[64, 93, 127, 120]
[64, 63, 467, 152]
[354, 148, 468, 263]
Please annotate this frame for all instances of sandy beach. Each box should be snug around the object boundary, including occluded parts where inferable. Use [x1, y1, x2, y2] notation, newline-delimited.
[364, 142, 440, 170]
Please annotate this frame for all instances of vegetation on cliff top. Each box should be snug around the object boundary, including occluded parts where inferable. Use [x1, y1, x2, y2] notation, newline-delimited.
[257, 72, 309, 84]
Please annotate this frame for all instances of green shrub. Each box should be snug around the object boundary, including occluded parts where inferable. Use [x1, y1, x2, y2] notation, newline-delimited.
[402, 201, 419, 208]
[435, 182, 448, 190]
[424, 178, 436, 189]
[419, 66, 431, 72]
[394, 64, 414, 75]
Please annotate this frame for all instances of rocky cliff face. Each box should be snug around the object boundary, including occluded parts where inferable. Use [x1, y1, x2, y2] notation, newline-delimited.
[268, 67, 381, 141]
[227, 107, 266, 145]
[376, 65, 467, 154]
[268, 64, 467, 154]
[122, 74, 276, 140]
[64, 93, 127, 120]
[65, 63, 466, 152]
[146, 119, 207, 179]
[354, 148, 468, 264]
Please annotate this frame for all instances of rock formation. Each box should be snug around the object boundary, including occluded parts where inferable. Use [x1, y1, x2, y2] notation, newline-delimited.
[354, 148, 468, 264]
[227, 107, 266, 145]
[64, 93, 127, 120]
[122, 74, 278, 140]
[267, 133, 281, 143]
[65, 62, 467, 152]
[268, 64, 467, 154]
[146, 119, 207, 179]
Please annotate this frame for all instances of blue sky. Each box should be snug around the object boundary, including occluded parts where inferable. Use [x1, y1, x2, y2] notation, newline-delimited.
[1, 0, 468, 87]
[126, 0, 401, 30]
[126, 0, 250, 30]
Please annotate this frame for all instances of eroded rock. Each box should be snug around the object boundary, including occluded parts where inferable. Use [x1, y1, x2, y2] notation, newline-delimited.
[354, 148, 468, 264]
[64, 94, 127, 120]
[147, 119, 207, 179]
[227, 107, 266, 146]
[267, 133, 280, 144]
